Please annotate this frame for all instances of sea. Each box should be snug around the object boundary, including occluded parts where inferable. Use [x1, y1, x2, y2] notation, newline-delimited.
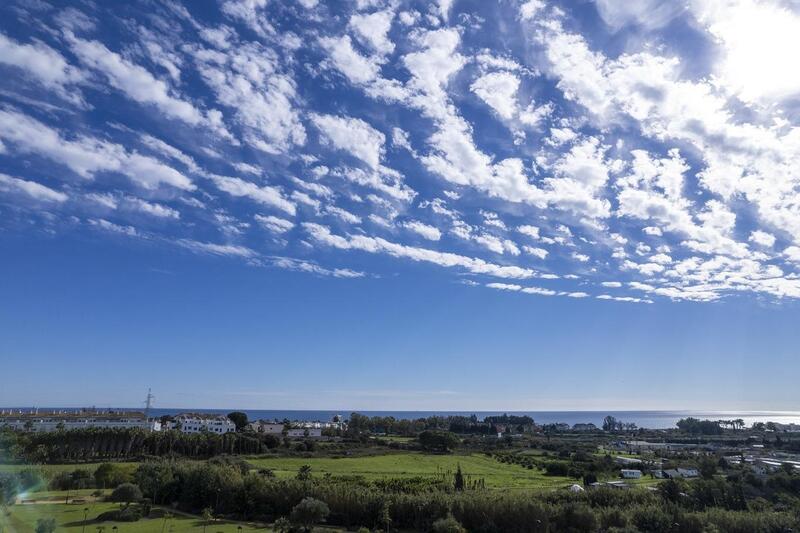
[7, 408, 800, 430]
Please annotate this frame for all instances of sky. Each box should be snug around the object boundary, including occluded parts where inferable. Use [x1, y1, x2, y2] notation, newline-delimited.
[1, 0, 800, 411]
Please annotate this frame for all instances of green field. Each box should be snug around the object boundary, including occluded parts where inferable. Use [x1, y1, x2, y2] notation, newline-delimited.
[246, 452, 573, 489]
[1, 502, 270, 532]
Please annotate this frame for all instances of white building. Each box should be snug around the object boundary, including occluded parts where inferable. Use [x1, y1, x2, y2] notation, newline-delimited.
[0, 411, 160, 432]
[248, 420, 326, 438]
[286, 428, 322, 438]
[621, 469, 643, 479]
[172, 413, 236, 434]
[248, 421, 285, 435]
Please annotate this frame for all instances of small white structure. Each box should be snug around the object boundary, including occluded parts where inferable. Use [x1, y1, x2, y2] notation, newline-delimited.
[569, 484, 585, 493]
[621, 469, 643, 479]
[614, 456, 643, 466]
[677, 467, 699, 478]
[172, 413, 236, 434]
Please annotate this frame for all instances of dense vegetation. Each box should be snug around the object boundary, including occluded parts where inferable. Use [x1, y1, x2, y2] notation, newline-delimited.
[3, 415, 800, 531]
[3, 454, 800, 532]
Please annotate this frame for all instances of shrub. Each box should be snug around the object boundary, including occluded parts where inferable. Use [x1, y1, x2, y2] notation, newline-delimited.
[110, 482, 143, 504]
[552, 502, 597, 533]
[96, 506, 143, 522]
[35, 518, 56, 533]
[290, 497, 330, 531]
[431, 514, 466, 533]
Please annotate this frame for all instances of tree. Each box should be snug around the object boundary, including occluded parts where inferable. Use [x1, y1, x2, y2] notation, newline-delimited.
[378, 500, 392, 532]
[454, 464, 465, 491]
[110, 482, 143, 506]
[290, 497, 330, 532]
[35, 518, 56, 533]
[296, 464, 312, 481]
[699, 457, 718, 479]
[94, 463, 127, 489]
[273, 517, 292, 533]
[418, 431, 460, 452]
[602, 416, 618, 432]
[201, 507, 214, 533]
[227, 412, 248, 432]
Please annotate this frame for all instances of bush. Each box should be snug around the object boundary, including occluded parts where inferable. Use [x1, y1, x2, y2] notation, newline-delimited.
[110, 482, 143, 504]
[35, 518, 56, 533]
[290, 497, 330, 531]
[96, 506, 143, 522]
[431, 514, 466, 533]
[553, 502, 597, 533]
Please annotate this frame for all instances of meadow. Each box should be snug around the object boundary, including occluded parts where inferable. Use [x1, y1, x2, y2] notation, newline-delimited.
[245, 451, 573, 489]
[1, 499, 271, 532]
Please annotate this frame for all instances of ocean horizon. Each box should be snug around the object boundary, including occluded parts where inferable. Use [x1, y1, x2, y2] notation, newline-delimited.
[4, 408, 800, 430]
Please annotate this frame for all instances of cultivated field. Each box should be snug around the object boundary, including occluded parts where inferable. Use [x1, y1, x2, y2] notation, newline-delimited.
[246, 452, 573, 489]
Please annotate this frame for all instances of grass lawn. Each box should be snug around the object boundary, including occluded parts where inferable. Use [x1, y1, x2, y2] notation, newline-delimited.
[247, 452, 573, 490]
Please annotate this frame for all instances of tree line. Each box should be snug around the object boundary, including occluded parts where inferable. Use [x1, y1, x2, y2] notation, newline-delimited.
[0, 427, 280, 462]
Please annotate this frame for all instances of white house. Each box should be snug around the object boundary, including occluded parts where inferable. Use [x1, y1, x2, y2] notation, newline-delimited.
[620, 469, 643, 479]
[677, 467, 699, 478]
[0, 410, 160, 432]
[172, 413, 236, 434]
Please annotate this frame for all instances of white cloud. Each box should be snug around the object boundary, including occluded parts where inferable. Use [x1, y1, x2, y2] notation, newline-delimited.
[311, 113, 385, 170]
[523, 246, 548, 259]
[470, 71, 520, 120]
[209, 175, 296, 215]
[519, 0, 544, 20]
[485, 282, 558, 296]
[518, 225, 540, 239]
[0, 173, 68, 202]
[69, 35, 204, 125]
[177, 238, 256, 258]
[88, 218, 139, 237]
[749, 230, 776, 248]
[325, 205, 362, 224]
[402, 220, 442, 241]
[784, 246, 800, 262]
[191, 41, 305, 153]
[304, 223, 539, 279]
[255, 214, 295, 234]
[350, 9, 395, 55]
[0, 33, 85, 104]
[124, 197, 180, 219]
[643, 226, 663, 236]
[320, 35, 381, 85]
[0, 109, 194, 190]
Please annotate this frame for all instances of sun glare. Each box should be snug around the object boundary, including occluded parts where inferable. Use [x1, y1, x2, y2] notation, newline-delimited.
[705, 0, 800, 103]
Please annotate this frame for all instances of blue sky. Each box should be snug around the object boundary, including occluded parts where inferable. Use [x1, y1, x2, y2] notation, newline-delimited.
[1, 0, 800, 410]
